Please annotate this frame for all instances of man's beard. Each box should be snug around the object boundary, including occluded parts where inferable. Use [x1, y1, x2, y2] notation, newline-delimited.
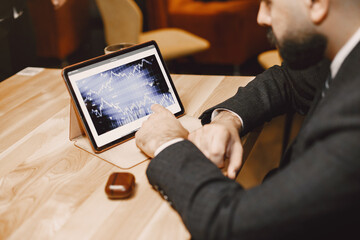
[267, 28, 327, 70]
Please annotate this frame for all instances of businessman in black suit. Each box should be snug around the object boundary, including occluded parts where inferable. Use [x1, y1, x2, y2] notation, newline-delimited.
[136, 0, 360, 239]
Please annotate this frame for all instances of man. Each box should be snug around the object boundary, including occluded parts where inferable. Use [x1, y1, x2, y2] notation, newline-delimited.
[136, 0, 360, 239]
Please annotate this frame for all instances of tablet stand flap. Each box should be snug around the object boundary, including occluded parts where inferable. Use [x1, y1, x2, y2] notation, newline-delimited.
[69, 100, 150, 169]
[69, 103, 202, 169]
[69, 102, 85, 140]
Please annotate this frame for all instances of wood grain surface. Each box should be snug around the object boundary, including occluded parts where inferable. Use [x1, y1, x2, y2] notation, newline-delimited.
[0, 69, 257, 239]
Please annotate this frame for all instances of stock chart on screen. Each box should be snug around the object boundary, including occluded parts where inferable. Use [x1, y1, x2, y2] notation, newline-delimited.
[76, 55, 175, 136]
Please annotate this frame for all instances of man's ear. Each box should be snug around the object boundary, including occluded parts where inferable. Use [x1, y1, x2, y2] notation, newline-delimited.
[304, 0, 330, 24]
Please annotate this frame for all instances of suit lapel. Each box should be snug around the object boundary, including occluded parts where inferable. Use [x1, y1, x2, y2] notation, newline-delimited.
[279, 74, 328, 167]
[279, 42, 360, 168]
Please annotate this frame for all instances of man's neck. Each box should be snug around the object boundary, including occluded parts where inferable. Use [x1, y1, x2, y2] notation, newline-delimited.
[326, 27, 359, 60]
[323, 9, 360, 60]
[330, 27, 360, 78]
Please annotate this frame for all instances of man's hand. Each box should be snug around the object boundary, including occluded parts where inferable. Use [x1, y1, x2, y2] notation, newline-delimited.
[188, 111, 243, 179]
[135, 104, 189, 158]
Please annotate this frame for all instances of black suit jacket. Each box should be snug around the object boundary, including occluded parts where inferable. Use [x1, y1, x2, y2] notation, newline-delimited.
[146, 43, 360, 240]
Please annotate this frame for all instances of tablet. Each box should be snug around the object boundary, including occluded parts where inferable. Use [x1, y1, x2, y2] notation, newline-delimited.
[62, 41, 184, 153]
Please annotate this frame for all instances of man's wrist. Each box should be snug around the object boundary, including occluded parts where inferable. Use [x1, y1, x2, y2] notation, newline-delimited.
[211, 109, 243, 131]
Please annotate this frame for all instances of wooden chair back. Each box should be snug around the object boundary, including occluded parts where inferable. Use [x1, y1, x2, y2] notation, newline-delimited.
[95, 0, 142, 45]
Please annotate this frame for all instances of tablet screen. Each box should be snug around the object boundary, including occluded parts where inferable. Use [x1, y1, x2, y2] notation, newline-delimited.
[63, 41, 184, 152]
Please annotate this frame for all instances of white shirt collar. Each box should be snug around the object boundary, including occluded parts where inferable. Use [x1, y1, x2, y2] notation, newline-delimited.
[331, 27, 360, 78]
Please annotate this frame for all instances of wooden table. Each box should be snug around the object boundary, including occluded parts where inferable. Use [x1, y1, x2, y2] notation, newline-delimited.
[0, 68, 259, 239]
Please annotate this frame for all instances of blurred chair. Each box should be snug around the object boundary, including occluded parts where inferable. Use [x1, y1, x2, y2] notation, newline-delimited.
[257, 49, 282, 69]
[145, 0, 271, 66]
[0, 2, 36, 81]
[27, 0, 90, 62]
[95, 0, 210, 61]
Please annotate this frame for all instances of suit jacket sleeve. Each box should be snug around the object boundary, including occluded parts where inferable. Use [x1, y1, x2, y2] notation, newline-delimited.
[147, 136, 360, 239]
[200, 60, 329, 135]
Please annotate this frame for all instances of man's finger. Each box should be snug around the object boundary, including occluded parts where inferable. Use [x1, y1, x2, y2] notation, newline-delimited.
[151, 104, 167, 113]
[189, 128, 203, 147]
[188, 131, 197, 143]
[208, 131, 228, 166]
[151, 104, 164, 112]
[227, 141, 243, 179]
[151, 104, 174, 117]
